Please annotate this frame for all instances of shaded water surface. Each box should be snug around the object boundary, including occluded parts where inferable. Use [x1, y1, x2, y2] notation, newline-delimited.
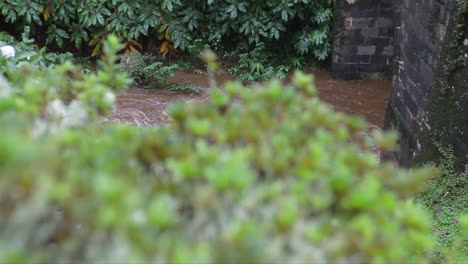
[311, 71, 392, 128]
[103, 70, 391, 128]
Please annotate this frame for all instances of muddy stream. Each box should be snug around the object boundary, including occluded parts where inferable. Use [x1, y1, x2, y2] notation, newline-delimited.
[103, 70, 392, 129]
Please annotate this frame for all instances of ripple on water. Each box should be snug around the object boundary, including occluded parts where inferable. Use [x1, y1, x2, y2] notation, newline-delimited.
[103, 70, 392, 129]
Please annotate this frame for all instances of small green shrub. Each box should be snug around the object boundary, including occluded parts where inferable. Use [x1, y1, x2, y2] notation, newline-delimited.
[0, 36, 441, 262]
[120, 51, 202, 91]
[416, 145, 468, 263]
[144, 61, 180, 88]
[169, 84, 204, 93]
[120, 51, 182, 89]
[227, 44, 287, 81]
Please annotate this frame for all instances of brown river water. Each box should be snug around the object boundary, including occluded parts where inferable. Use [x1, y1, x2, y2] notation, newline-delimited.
[103, 70, 392, 129]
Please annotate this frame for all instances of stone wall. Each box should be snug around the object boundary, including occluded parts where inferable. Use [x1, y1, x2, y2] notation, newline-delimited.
[384, 0, 467, 167]
[331, 0, 394, 80]
[332, 0, 467, 167]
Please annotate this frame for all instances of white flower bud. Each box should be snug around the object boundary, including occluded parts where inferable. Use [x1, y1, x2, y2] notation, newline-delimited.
[63, 100, 88, 127]
[103, 91, 116, 105]
[0, 46, 15, 58]
[46, 99, 67, 121]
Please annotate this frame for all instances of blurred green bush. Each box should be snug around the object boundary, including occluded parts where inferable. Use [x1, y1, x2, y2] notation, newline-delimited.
[0, 36, 442, 263]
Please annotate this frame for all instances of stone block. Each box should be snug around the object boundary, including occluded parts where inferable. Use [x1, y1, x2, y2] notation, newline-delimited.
[406, 65, 422, 87]
[350, 18, 370, 28]
[360, 55, 371, 63]
[380, 7, 394, 18]
[360, 72, 388, 80]
[376, 18, 393, 28]
[382, 46, 394, 56]
[403, 0, 411, 9]
[379, 27, 394, 37]
[419, 62, 435, 87]
[342, 35, 355, 45]
[371, 55, 391, 65]
[394, 95, 410, 122]
[357, 45, 376, 55]
[357, 63, 374, 73]
[402, 89, 420, 117]
[344, 55, 361, 64]
[345, 17, 353, 28]
[372, 63, 390, 73]
[343, 45, 358, 55]
[354, 29, 364, 42]
[368, 37, 391, 46]
[403, 49, 421, 69]
[362, 28, 379, 38]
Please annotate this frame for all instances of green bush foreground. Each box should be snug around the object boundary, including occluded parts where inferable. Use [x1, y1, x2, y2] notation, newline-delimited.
[0, 36, 459, 263]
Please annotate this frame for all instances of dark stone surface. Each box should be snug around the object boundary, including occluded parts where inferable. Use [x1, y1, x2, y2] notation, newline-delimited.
[332, 0, 394, 80]
[384, 0, 467, 168]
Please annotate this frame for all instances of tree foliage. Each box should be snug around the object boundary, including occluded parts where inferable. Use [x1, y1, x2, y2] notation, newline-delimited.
[0, 0, 333, 67]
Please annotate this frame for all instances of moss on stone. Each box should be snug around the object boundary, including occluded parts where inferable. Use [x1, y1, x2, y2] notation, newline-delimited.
[416, 1, 468, 169]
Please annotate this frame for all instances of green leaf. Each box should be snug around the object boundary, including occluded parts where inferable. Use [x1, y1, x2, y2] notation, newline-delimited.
[281, 10, 288, 21]
[57, 29, 70, 39]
